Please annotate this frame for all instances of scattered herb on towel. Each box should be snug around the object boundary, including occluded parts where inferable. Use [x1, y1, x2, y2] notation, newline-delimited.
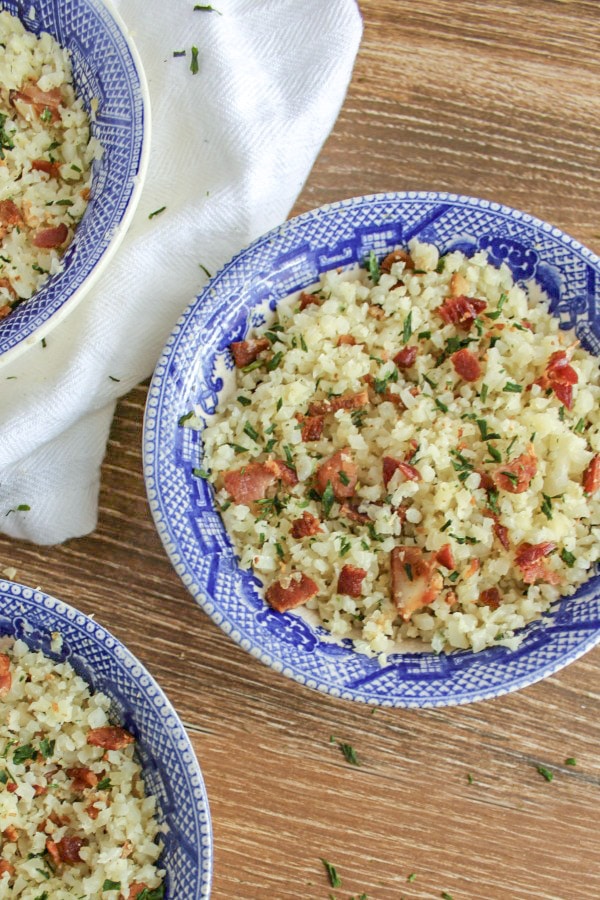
[190, 46, 200, 74]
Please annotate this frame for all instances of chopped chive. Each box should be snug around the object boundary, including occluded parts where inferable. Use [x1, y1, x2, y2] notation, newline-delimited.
[560, 549, 576, 568]
[434, 398, 448, 413]
[148, 206, 166, 219]
[541, 494, 553, 520]
[440, 519, 452, 532]
[241, 358, 263, 373]
[506, 435, 518, 456]
[178, 410, 194, 426]
[173, 49, 186, 57]
[266, 351, 283, 371]
[503, 381, 523, 393]
[574, 418, 585, 433]
[565, 757, 577, 766]
[402, 309, 413, 343]
[237, 395, 251, 406]
[190, 46, 200, 74]
[192, 467, 210, 479]
[229, 443, 249, 454]
[322, 481, 335, 517]
[193, 4, 222, 11]
[366, 249, 380, 284]
[418, 330, 431, 339]
[320, 859, 342, 889]
[480, 383, 489, 403]
[275, 542, 285, 560]
[102, 880, 121, 892]
[243, 421, 260, 443]
[338, 741, 360, 765]
[486, 443, 502, 463]
[536, 765, 554, 782]
[422, 373, 437, 390]
[199, 263, 212, 278]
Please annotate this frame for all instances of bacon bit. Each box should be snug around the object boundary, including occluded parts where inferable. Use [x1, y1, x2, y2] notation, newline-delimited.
[299, 291, 321, 310]
[437, 294, 487, 329]
[0, 277, 17, 300]
[67, 767, 99, 792]
[339, 503, 371, 524]
[534, 348, 579, 409]
[0, 860, 15, 879]
[583, 454, 600, 494]
[0, 654, 11, 697]
[128, 885, 151, 900]
[290, 511, 322, 539]
[382, 456, 421, 487]
[45, 839, 61, 867]
[435, 543, 455, 569]
[493, 445, 537, 494]
[31, 158, 61, 179]
[367, 304, 385, 319]
[451, 347, 481, 382]
[444, 590, 458, 607]
[337, 334, 356, 346]
[449, 272, 470, 297]
[0, 304, 12, 319]
[33, 784, 47, 796]
[522, 319, 534, 331]
[316, 448, 358, 500]
[308, 390, 369, 416]
[390, 546, 443, 620]
[264, 458, 298, 487]
[229, 337, 270, 368]
[295, 413, 325, 442]
[80, 187, 91, 201]
[393, 345, 418, 369]
[32, 222, 68, 249]
[515, 541, 560, 585]
[493, 519, 510, 550]
[479, 587, 501, 610]
[2, 826, 18, 843]
[87, 726, 134, 751]
[6, 782, 17, 793]
[223, 462, 277, 504]
[11, 82, 63, 122]
[56, 835, 85, 863]
[381, 247, 414, 273]
[0, 200, 23, 240]
[380, 387, 405, 408]
[265, 572, 319, 612]
[337, 565, 367, 597]
[85, 802, 100, 820]
[49, 811, 71, 828]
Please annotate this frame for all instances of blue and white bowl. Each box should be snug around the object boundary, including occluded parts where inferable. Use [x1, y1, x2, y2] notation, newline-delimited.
[0, 580, 212, 898]
[0, 0, 150, 364]
[143, 191, 600, 708]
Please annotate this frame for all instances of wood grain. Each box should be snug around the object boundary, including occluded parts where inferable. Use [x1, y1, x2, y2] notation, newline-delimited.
[2, 1, 600, 898]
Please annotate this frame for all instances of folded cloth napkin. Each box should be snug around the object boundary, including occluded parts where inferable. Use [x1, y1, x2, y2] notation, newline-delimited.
[0, 0, 362, 545]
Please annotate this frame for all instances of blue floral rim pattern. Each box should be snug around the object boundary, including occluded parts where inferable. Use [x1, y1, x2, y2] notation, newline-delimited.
[0, 0, 149, 361]
[143, 191, 600, 708]
[0, 581, 213, 898]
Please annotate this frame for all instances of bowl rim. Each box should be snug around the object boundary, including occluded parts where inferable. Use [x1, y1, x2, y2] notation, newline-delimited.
[143, 190, 600, 708]
[0, 0, 152, 369]
[0, 578, 213, 897]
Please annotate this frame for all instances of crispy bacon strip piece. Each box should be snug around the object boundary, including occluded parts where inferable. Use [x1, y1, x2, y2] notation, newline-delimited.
[0, 199, 23, 230]
[493, 445, 537, 494]
[435, 543, 455, 569]
[223, 462, 277, 504]
[451, 348, 481, 382]
[265, 572, 319, 612]
[290, 511, 322, 538]
[479, 587, 501, 610]
[87, 726, 134, 751]
[337, 565, 367, 597]
[11, 82, 63, 122]
[229, 337, 270, 368]
[67, 767, 99, 792]
[316, 448, 358, 500]
[390, 546, 443, 620]
[339, 503, 371, 524]
[381, 248, 414, 273]
[31, 158, 61, 178]
[383, 456, 421, 488]
[295, 413, 325, 442]
[32, 223, 68, 249]
[308, 390, 369, 416]
[393, 345, 418, 369]
[582, 454, 600, 494]
[437, 294, 487, 329]
[515, 541, 560, 585]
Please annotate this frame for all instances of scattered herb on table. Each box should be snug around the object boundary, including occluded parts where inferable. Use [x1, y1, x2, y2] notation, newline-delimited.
[320, 858, 342, 888]
[564, 757, 577, 766]
[536, 764, 554, 782]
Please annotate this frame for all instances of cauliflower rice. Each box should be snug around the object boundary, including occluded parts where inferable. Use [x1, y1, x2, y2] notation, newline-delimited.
[0, 638, 165, 899]
[201, 239, 600, 657]
[0, 10, 99, 317]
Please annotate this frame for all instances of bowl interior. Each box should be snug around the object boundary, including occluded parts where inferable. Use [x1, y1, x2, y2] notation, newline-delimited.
[0, 580, 212, 898]
[144, 192, 600, 707]
[0, 0, 149, 363]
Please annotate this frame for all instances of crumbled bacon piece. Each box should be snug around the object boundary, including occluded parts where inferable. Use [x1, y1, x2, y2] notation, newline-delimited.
[229, 337, 270, 368]
[493, 519, 510, 550]
[380, 248, 414, 273]
[0, 199, 23, 230]
[85, 802, 101, 820]
[295, 413, 325, 442]
[32, 223, 68, 249]
[479, 587, 501, 610]
[299, 291, 321, 310]
[367, 304, 385, 319]
[0, 304, 12, 319]
[582, 454, 600, 494]
[393, 345, 418, 369]
[515, 541, 560, 585]
[128, 885, 151, 900]
[308, 390, 369, 416]
[56, 835, 85, 863]
[435, 543, 455, 569]
[337, 334, 356, 346]
[493, 446, 537, 494]
[223, 462, 277, 504]
[316, 448, 358, 500]
[0, 278, 17, 300]
[437, 295, 487, 329]
[339, 503, 371, 524]
[67, 767, 99, 792]
[0, 860, 15, 879]
[451, 347, 481, 382]
[337, 565, 367, 597]
[265, 572, 319, 612]
[0, 654, 11, 697]
[264, 458, 298, 487]
[6, 782, 17, 793]
[33, 784, 47, 797]
[290, 511, 322, 538]
[87, 726, 134, 751]
[390, 546, 443, 620]
[45, 839, 61, 867]
[382, 456, 421, 487]
[534, 348, 579, 409]
[31, 158, 61, 179]
[11, 82, 63, 122]
[2, 826, 18, 843]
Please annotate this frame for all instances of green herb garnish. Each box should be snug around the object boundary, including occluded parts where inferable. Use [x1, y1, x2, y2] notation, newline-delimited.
[503, 381, 523, 393]
[565, 757, 577, 766]
[102, 881, 121, 892]
[320, 858, 342, 888]
[536, 765, 554, 782]
[322, 481, 335, 517]
[243, 421, 260, 443]
[402, 309, 413, 343]
[39, 738, 54, 759]
[190, 46, 200, 74]
[266, 351, 283, 371]
[366, 250, 380, 285]
[148, 206, 166, 219]
[560, 549, 576, 568]
[13, 743, 37, 765]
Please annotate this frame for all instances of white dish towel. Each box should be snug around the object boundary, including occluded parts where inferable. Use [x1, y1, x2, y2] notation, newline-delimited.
[0, 0, 362, 545]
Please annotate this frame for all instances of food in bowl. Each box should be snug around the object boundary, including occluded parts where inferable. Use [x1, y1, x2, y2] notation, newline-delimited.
[0, 636, 165, 898]
[0, 9, 100, 318]
[201, 239, 600, 657]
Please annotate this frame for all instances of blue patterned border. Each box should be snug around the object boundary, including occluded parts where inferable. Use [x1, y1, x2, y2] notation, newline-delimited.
[0, 0, 150, 361]
[0, 581, 212, 898]
[144, 192, 600, 707]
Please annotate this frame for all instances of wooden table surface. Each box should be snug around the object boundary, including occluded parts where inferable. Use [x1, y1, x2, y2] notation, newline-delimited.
[2, 1, 600, 897]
